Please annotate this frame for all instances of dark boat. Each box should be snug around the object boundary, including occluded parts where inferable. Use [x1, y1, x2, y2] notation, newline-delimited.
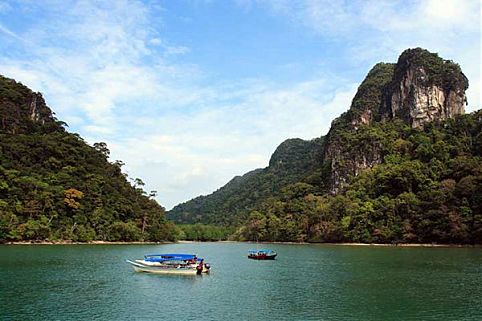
[248, 249, 277, 260]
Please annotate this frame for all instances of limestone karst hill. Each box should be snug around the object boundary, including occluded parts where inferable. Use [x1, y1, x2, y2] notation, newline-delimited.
[168, 48, 482, 244]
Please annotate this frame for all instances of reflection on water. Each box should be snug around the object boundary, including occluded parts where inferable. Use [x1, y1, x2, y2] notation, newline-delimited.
[1, 243, 481, 321]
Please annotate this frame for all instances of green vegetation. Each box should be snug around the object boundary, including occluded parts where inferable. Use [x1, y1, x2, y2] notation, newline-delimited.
[393, 48, 468, 91]
[2, 47, 479, 245]
[168, 48, 480, 244]
[0, 76, 176, 243]
[168, 137, 324, 225]
[236, 112, 482, 243]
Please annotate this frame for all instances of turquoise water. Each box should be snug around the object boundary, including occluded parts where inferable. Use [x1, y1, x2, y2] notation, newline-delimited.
[1, 243, 481, 321]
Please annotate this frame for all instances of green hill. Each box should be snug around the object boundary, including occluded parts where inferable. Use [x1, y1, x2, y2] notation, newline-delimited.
[0, 75, 176, 242]
[237, 112, 481, 244]
[168, 48, 481, 244]
[168, 137, 324, 225]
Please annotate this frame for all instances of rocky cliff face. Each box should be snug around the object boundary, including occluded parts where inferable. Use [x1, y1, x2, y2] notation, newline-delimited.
[324, 48, 468, 193]
[167, 48, 471, 225]
[0, 75, 60, 134]
[381, 48, 468, 128]
[323, 63, 394, 193]
[324, 138, 384, 194]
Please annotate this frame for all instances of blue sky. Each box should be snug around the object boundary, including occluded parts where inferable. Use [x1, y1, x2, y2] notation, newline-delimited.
[0, 0, 480, 209]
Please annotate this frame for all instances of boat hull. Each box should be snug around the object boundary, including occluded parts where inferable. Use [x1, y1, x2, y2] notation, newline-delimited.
[127, 260, 210, 275]
[248, 254, 277, 260]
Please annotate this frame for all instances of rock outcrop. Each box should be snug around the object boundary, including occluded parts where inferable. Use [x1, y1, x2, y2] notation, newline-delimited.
[381, 48, 468, 128]
[324, 48, 468, 193]
[323, 63, 394, 193]
[0, 76, 60, 134]
[167, 48, 471, 224]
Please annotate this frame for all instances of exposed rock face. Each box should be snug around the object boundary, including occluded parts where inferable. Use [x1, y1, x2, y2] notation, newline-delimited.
[323, 63, 395, 194]
[0, 75, 59, 134]
[325, 140, 384, 194]
[27, 92, 54, 125]
[167, 47, 471, 225]
[381, 48, 468, 128]
[324, 48, 468, 193]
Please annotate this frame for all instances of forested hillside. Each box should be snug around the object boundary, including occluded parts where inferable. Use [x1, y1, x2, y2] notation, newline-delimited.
[169, 137, 324, 225]
[168, 48, 482, 244]
[237, 112, 482, 243]
[0, 76, 176, 242]
[2, 48, 480, 245]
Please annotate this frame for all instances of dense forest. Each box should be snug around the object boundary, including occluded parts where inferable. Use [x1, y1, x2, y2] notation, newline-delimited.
[0, 75, 177, 242]
[236, 112, 482, 243]
[2, 48, 480, 245]
[169, 48, 482, 244]
[169, 137, 324, 225]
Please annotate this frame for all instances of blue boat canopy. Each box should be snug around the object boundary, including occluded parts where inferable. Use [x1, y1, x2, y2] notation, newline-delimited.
[144, 253, 203, 262]
[248, 249, 276, 254]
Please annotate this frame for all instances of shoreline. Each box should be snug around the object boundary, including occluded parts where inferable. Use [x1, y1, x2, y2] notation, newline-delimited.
[4, 240, 171, 245]
[323, 242, 482, 248]
[245, 241, 482, 248]
[2, 240, 481, 248]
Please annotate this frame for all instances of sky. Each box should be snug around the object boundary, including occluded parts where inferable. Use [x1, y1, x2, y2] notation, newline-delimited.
[0, 0, 480, 209]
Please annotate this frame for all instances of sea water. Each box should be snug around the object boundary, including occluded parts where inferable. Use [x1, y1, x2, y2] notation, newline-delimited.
[1, 242, 481, 321]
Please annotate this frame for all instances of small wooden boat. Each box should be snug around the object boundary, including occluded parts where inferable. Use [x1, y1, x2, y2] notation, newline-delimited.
[126, 253, 210, 275]
[248, 249, 277, 260]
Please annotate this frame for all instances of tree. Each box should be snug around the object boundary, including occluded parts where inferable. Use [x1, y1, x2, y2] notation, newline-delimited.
[64, 188, 84, 209]
[93, 142, 110, 157]
[244, 211, 266, 241]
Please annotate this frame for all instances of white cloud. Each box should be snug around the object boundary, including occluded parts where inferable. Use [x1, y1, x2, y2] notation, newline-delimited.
[0, 0, 479, 211]
[105, 79, 356, 209]
[0, 0, 357, 209]
[422, 0, 479, 26]
[164, 45, 191, 56]
[0, 1, 177, 128]
[0, 23, 24, 41]
[256, 0, 481, 109]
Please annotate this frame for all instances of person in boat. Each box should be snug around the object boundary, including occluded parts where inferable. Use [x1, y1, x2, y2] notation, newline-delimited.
[195, 259, 204, 274]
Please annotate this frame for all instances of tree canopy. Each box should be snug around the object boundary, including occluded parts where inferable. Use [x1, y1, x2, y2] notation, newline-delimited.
[0, 75, 177, 242]
[235, 112, 482, 244]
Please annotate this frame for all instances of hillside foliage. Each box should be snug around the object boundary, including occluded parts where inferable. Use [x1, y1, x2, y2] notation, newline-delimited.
[168, 138, 324, 225]
[0, 76, 176, 242]
[235, 112, 482, 244]
[167, 49, 481, 244]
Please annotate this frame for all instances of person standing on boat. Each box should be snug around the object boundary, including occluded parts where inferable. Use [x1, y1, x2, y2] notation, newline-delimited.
[196, 259, 204, 274]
